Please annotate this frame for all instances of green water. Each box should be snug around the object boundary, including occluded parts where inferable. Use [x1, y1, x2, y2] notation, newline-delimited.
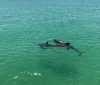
[0, 0, 100, 85]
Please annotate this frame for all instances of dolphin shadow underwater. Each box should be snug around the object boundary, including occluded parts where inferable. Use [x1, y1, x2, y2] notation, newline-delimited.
[39, 60, 78, 77]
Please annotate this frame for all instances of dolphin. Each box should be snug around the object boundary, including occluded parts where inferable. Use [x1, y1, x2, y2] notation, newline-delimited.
[38, 42, 84, 55]
[38, 42, 65, 48]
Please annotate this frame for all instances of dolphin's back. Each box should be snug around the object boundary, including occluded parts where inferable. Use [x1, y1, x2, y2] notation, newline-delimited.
[38, 43, 65, 48]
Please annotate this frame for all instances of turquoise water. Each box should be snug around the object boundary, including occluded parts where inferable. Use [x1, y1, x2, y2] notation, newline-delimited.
[0, 0, 100, 85]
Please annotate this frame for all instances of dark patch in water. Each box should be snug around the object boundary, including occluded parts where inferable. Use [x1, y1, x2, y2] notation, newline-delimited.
[52, 64, 77, 77]
[39, 60, 53, 69]
[39, 60, 78, 77]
